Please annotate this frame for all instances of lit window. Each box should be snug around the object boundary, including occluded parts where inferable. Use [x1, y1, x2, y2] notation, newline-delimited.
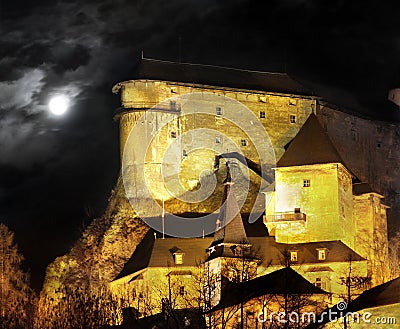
[241, 139, 247, 147]
[216, 106, 223, 116]
[179, 286, 185, 296]
[290, 251, 298, 262]
[317, 249, 326, 261]
[290, 114, 297, 123]
[215, 136, 221, 144]
[233, 245, 243, 257]
[303, 179, 310, 187]
[174, 253, 183, 265]
[170, 131, 177, 138]
[260, 111, 266, 118]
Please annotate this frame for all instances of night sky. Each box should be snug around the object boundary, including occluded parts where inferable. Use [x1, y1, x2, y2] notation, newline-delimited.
[1, 0, 400, 290]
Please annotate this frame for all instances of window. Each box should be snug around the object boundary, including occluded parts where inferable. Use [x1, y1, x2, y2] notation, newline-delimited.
[174, 253, 183, 265]
[179, 286, 185, 296]
[216, 106, 222, 116]
[290, 114, 297, 123]
[215, 136, 221, 144]
[303, 179, 310, 187]
[241, 139, 247, 147]
[170, 131, 177, 138]
[315, 277, 322, 288]
[290, 251, 298, 262]
[317, 249, 326, 261]
[182, 150, 187, 157]
[170, 101, 177, 111]
[233, 245, 243, 257]
[260, 111, 266, 118]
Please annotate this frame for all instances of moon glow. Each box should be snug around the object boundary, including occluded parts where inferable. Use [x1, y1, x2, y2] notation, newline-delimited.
[49, 95, 69, 115]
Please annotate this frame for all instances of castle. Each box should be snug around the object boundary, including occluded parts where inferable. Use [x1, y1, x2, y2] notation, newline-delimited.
[108, 58, 392, 326]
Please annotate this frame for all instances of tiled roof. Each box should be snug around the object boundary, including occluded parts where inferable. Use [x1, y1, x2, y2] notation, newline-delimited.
[210, 267, 328, 311]
[251, 238, 364, 267]
[277, 113, 345, 167]
[353, 182, 382, 196]
[212, 183, 249, 246]
[305, 277, 400, 328]
[134, 58, 313, 95]
[114, 227, 364, 280]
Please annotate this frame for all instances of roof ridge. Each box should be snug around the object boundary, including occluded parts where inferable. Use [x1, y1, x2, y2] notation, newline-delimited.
[141, 57, 288, 76]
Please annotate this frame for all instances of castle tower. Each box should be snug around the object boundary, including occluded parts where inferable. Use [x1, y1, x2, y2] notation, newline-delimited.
[265, 113, 356, 249]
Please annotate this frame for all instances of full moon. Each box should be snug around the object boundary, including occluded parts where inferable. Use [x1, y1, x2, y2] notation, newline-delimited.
[49, 95, 69, 115]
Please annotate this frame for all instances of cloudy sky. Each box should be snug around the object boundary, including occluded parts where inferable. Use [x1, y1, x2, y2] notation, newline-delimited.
[1, 0, 400, 289]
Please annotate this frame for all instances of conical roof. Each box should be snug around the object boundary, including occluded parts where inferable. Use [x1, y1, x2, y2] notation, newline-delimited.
[277, 113, 344, 167]
[212, 166, 249, 246]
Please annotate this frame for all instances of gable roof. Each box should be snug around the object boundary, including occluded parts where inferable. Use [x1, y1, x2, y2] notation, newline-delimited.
[134, 58, 313, 95]
[305, 277, 400, 328]
[210, 267, 328, 312]
[277, 113, 345, 167]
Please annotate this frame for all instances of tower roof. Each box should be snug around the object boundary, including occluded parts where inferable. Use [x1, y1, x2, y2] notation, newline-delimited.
[212, 166, 249, 246]
[134, 58, 313, 95]
[277, 113, 345, 167]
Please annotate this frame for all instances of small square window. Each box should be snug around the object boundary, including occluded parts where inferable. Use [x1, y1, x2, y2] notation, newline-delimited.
[179, 286, 185, 296]
[260, 111, 266, 118]
[174, 253, 183, 264]
[215, 136, 221, 144]
[303, 179, 310, 187]
[170, 131, 177, 138]
[216, 106, 223, 116]
[290, 251, 298, 262]
[317, 249, 326, 261]
[290, 115, 297, 123]
[241, 139, 247, 147]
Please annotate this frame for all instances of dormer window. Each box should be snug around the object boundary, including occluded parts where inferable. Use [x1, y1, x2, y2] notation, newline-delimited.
[317, 249, 326, 261]
[290, 251, 298, 262]
[232, 245, 243, 257]
[174, 253, 184, 265]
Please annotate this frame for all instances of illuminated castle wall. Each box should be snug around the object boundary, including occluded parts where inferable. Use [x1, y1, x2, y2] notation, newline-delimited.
[111, 59, 391, 298]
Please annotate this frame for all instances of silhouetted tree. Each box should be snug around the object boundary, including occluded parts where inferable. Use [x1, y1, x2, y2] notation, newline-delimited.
[0, 223, 35, 329]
